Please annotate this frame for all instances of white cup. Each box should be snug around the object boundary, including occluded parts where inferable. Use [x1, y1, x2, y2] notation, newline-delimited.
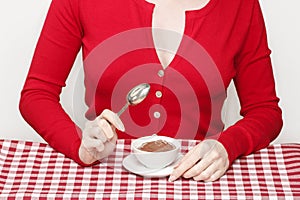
[131, 135, 181, 169]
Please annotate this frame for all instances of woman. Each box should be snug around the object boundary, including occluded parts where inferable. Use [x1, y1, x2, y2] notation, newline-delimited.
[19, 0, 283, 182]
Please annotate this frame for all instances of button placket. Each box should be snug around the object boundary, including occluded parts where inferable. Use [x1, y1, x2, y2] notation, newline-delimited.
[155, 90, 162, 98]
[153, 68, 165, 122]
[158, 69, 164, 77]
[153, 111, 161, 119]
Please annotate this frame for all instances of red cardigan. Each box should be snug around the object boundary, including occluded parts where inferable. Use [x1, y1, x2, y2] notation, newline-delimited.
[19, 0, 283, 166]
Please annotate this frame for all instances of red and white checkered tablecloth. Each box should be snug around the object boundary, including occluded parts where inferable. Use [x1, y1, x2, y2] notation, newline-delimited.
[0, 139, 300, 199]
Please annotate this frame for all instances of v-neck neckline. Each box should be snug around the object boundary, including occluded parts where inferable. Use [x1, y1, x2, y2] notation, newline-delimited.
[130, 0, 218, 70]
[132, 0, 218, 18]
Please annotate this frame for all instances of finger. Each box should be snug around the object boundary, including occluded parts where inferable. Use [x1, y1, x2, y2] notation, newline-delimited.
[192, 160, 223, 181]
[169, 148, 201, 182]
[204, 169, 225, 182]
[182, 157, 212, 179]
[170, 140, 223, 182]
[98, 118, 115, 140]
[100, 109, 125, 132]
[84, 126, 108, 143]
[173, 145, 198, 169]
[82, 137, 105, 152]
[173, 140, 210, 171]
[183, 145, 225, 179]
[97, 134, 118, 160]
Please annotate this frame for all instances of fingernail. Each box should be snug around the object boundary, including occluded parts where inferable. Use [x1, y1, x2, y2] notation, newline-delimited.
[168, 175, 176, 182]
[114, 115, 125, 132]
[173, 162, 180, 169]
[117, 122, 125, 132]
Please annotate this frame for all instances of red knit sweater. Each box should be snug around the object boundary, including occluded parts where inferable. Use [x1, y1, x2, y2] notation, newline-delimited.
[20, 0, 283, 166]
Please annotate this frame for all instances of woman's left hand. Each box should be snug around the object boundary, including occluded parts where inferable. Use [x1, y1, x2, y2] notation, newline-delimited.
[169, 139, 229, 182]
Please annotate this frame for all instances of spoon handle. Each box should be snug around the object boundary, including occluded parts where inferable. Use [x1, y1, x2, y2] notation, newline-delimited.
[117, 103, 129, 116]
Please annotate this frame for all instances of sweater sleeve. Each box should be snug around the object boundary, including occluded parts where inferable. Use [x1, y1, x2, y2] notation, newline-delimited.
[19, 0, 89, 166]
[218, 0, 283, 164]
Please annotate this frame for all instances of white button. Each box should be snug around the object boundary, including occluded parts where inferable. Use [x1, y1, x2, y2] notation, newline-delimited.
[155, 91, 162, 98]
[158, 70, 164, 77]
[154, 111, 161, 118]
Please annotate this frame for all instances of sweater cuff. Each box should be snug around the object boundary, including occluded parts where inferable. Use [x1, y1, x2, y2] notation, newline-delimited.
[217, 126, 252, 165]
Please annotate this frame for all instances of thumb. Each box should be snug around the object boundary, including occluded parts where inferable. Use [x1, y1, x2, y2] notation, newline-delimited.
[99, 109, 125, 132]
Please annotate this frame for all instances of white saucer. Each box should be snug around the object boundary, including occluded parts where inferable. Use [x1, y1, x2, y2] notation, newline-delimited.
[122, 153, 183, 178]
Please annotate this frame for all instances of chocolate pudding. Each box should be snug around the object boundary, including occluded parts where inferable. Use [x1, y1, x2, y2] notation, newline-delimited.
[138, 140, 176, 152]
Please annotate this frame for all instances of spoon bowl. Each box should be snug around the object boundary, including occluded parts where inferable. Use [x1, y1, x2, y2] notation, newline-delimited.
[117, 83, 150, 116]
[127, 83, 150, 105]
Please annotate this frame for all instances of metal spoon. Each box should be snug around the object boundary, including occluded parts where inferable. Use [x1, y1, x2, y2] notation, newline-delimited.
[117, 83, 151, 116]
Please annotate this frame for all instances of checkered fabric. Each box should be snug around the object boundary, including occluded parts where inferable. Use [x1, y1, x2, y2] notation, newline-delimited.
[0, 139, 299, 199]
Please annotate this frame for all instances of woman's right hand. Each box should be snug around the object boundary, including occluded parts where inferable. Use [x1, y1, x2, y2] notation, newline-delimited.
[79, 109, 125, 165]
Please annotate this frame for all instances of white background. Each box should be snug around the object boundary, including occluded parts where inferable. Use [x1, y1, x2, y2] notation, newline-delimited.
[0, 0, 299, 144]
